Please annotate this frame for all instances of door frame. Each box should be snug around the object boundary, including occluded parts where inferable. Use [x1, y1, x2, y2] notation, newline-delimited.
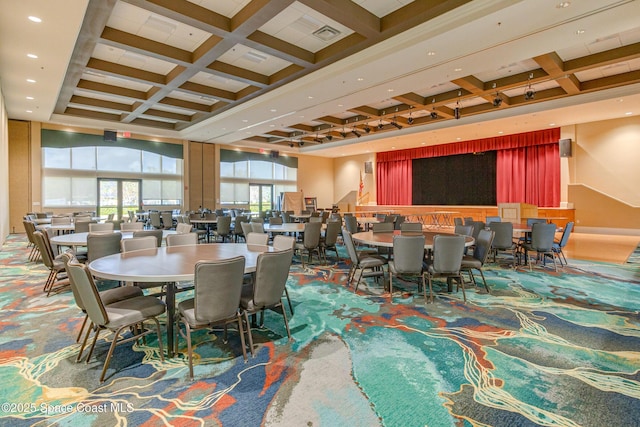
[249, 183, 274, 214]
[97, 178, 142, 220]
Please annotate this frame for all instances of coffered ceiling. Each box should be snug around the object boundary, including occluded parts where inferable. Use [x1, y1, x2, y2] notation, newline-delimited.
[2, 0, 640, 157]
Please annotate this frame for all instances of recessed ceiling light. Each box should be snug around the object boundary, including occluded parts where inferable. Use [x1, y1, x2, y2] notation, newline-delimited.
[26, 110, 32, 113]
[421, 142, 426, 145]
[270, 109, 276, 112]
[27, 53, 38, 59]
[454, 68, 462, 72]
[307, 96, 313, 99]
[269, 124, 275, 127]
[576, 29, 585, 35]
[391, 146, 396, 149]
[26, 79, 36, 83]
[427, 51, 436, 56]
[242, 119, 248, 123]
[498, 131, 503, 134]
[556, 2, 571, 8]
[456, 137, 461, 140]
[387, 89, 394, 92]
[549, 123, 556, 126]
[625, 112, 633, 115]
[26, 96, 34, 100]
[357, 77, 364, 81]
[28, 16, 42, 23]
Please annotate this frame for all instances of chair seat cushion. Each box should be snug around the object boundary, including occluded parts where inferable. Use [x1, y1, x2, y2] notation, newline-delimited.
[388, 260, 423, 275]
[460, 256, 482, 269]
[105, 296, 166, 329]
[178, 298, 208, 327]
[359, 256, 386, 268]
[100, 285, 144, 306]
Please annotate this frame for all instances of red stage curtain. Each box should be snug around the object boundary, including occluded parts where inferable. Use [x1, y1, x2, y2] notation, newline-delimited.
[377, 128, 561, 207]
[377, 160, 412, 205]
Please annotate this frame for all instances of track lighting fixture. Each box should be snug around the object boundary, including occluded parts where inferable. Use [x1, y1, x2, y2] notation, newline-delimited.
[299, 141, 304, 147]
[390, 116, 403, 130]
[377, 120, 384, 130]
[289, 142, 294, 148]
[407, 107, 414, 124]
[430, 98, 438, 119]
[351, 128, 361, 138]
[326, 134, 333, 141]
[339, 127, 347, 138]
[493, 94, 503, 107]
[364, 124, 371, 133]
[454, 107, 460, 120]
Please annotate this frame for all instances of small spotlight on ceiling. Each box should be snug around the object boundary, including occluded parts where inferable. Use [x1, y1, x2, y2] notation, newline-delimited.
[339, 131, 347, 138]
[391, 121, 403, 130]
[364, 125, 371, 133]
[299, 141, 304, 147]
[351, 129, 361, 138]
[326, 134, 333, 141]
[430, 111, 438, 119]
[289, 142, 294, 148]
[407, 116, 414, 125]
[454, 107, 460, 120]
[493, 95, 503, 107]
[524, 90, 535, 100]
[377, 122, 384, 130]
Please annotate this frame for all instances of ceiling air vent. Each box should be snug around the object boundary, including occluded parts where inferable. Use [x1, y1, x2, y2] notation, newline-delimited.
[313, 25, 340, 41]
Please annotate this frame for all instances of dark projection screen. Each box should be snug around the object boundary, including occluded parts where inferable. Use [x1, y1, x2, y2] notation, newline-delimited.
[412, 152, 497, 205]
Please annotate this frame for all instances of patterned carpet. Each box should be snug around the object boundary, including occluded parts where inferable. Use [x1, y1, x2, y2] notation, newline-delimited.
[1, 234, 639, 426]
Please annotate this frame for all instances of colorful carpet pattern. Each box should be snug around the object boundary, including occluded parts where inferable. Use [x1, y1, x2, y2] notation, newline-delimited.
[1, 234, 639, 426]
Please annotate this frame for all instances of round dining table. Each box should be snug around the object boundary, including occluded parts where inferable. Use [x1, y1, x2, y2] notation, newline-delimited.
[89, 243, 274, 357]
[50, 230, 177, 248]
[352, 230, 475, 249]
[263, 223, 306, 233]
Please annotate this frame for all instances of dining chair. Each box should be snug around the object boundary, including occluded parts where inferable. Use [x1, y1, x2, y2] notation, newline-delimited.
[241, 249, 294, 354]
[33, 230, 69, 296]
[23, 220, 41, 262]
[59, 251, 143, 348]
[239, 221, 252, 241]
[89, 222, 114, 233]
[425, 234, 466, 302]
[132, 229, 163, 247]
[320, 220, 341, 263]
[552, 221, 574, 266]
[121, 221, 144, 231]
[74, 219, 96, 233]
[269, 216, 283, 225]
[454, 224, 473, 237]
[294, 221, 322, 267]
[343, 215, 359, 234]
[175, 256, 248, 379]
[149, 211, 162, 229]
[232, 215, 248, 242]
[272, 234, 296, 316]
[51, 216, 72, 225]
[250, 222, 265, 234]
[161, 211, 174, 230]
[175, 223, 193, 234]
[489, 222, 518, 268]
[372, 222, 394, 258]
[65, 260, 165, 382]
[213, 215, 232, 242]
[519, 218, 547, 245]
[120, 235, 157, 253]
[485, 216, 501, 225]
[522, 222, 558, 271]
[246, 232, 269, 246]
[166, 232, 198, 247]
[87, 232, 122, 263]
[453, 217, 464, 226]
[401, 222, 423, 233]
[461, 229, 494, 294]
[388, 234, 426, 299]
[342, 227, 386, 292]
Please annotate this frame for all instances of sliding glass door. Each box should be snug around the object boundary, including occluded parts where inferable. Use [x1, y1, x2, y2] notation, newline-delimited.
[249, 184, 273, 214]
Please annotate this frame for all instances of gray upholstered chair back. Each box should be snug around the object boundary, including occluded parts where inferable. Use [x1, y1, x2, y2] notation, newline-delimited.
[281, 211, 291, 223]
[454, 224, 474, 236]
[246, 232, 269, 245]
[473, 229, 495, 264]
[121, 221, 144, 231]
[323, 221, 341, 246]
[372, 222, 393, 233]
[166, 232, 198, 246]
[557, 221, 574, 247]
[59, 251, 85, 310]
[251, 222, 265, 233]
[121, 236, 157, 252]
[240, 221, 252, 237]
[66, 261, 109, 327]
[269, 216, 283, 225]
[23, 220, 37, 244]
[394, 215, 405, 230]
[530, 223, 556, 251]
[194, 256, 245, 323]
[303, 221, 322, 249]
[89, 222, 114, 233]
[392, 235, 425, 274]
[51, 216, 71, 225]
[175, 223, 192, 234]
[149, 211, 162, 228]
[216, 215, 232, 235]
[470, 221, 485, 239]
[453, 217, 463, 226]
[74, 219, 96, 233]
[489, 222, 514, 250]
[341, 227, 359, 264]
[401, 222, 422, 233]
[252, 249, 293, 308]
[432, 235, 465, 274]
[87, 232, 122, 262]
[273, 235, 295, 251]
[132, 229, 163, 247]
[344, 215, 358, 234]
[485, 216, 501, 224]
[526, 218, 547, 226]
[204, 212, 217, 221]
[33, 230, 55, 268]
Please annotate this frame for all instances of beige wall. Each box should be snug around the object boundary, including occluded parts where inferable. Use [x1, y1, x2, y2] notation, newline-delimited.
[333, 153, 376, 210]
[296, 154, 334, 209]
[0, 87, 9, 243]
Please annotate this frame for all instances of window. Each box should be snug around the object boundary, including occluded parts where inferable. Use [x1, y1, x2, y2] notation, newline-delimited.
[42, 144, 182, 208]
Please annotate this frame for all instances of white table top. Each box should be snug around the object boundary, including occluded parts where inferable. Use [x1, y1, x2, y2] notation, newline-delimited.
[50, 230, 177, 247]
[352, 230, 474, 249]
[189, 218, 218, 224]
[89, 243, 273, 282]
[263, 223, 306, 233]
